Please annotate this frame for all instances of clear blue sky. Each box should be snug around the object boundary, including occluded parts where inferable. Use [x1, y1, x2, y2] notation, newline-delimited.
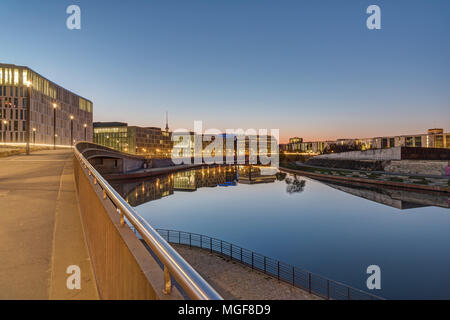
[1, 0, 449, 142]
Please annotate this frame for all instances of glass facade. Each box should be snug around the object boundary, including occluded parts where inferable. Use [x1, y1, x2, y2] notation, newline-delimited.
[0, 63, 93, 144]
[94, 123, 173, 157]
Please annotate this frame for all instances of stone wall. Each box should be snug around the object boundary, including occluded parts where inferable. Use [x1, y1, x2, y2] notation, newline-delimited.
[314, 147, 402, 161]
[305, 158, 384, 171]
[384, 160, 450, 176]
[314, 147, 450, 161]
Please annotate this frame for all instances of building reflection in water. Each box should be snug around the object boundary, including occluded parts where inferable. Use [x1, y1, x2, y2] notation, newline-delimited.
[314, 178, 450, 210]
[112, 165, 241, 207]
[110, 165, 288, 207]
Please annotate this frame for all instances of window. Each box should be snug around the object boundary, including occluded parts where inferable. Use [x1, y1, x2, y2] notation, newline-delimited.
[389, 138, 395, 148]
[14, 69, 19, 85]
[414, 136, 422, 147]
[405, 137, 413, 147]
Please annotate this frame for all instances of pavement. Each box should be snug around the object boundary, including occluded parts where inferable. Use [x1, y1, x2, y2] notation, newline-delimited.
[0, 149, 98, 300]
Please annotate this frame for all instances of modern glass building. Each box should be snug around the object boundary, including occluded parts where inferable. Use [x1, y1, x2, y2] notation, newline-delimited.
[93, 122, 173, 158]
[0, 63, 93, 145]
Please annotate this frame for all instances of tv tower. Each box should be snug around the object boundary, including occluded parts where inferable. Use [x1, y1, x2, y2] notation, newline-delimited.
[165, 111, 169, 132]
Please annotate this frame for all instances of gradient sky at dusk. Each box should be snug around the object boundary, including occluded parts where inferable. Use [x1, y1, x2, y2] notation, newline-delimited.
[1, 0, 449, 143]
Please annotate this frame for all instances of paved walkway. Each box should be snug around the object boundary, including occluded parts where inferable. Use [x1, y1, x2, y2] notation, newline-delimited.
[173, 245, 321, 300]
[0, 149, 98, 299]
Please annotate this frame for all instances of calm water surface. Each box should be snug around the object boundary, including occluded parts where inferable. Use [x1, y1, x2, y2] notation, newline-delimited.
[111, 166, 450, 299]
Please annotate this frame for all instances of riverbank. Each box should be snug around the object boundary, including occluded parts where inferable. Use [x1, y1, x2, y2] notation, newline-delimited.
[280, 163, 450, 193]
[172, 244, 321, 300]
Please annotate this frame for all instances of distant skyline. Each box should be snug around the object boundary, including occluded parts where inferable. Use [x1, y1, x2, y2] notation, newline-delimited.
[1, 0, 449, 143]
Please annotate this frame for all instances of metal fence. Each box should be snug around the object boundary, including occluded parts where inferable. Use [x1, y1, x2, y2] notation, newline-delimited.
[156, 229, 383, 300]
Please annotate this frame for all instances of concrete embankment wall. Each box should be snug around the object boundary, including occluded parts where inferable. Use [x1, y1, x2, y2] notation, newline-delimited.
[313, 147, 450, 161]
[314, 147, 402, 161]
[73, 157, 182, 300]
[384, 160, 449, 176]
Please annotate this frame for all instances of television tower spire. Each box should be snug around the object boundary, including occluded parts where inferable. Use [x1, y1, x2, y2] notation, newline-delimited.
[165, 111, 169, 132]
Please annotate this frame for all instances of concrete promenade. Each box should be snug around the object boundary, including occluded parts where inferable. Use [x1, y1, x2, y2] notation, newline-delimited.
[0, 149, 98, 299]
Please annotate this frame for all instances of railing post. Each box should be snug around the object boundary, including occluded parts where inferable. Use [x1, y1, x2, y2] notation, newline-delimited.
[220, 240, 222, 254]
[292, 267, 295, 285]
[210, 238, 212, 253]
[277, 261, 280, 281]
[230, 244, 233, 260]
[264, 256, 266, 273]
[200, 235, 202, 249]
[189, 233, 192, 248]
[327, 280, 330, 300]
[251, 252, 254, 270]
[178, 231, 180, 244]
[163, 265, 172, 295]
[347, 287, 350, 300]
[240, 247, 243, 262]
[308, 273, 312, 294]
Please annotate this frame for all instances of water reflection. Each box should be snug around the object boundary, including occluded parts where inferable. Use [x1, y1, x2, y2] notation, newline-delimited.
[112, 165, 242, 206]
[285, 175, 307, 194]
[111, 165, 448, 210]
[312, 178, 450, 210]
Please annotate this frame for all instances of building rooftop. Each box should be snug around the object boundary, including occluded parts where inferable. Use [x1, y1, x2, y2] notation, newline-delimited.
[93, 122, 128, 128]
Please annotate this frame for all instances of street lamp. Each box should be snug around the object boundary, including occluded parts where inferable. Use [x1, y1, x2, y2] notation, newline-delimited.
[25, 81, 31, 155]
[53, 103, 57, 149]
[84, 123, 87, 141]
[70, 115, 74, 146]
[2, 120, 7, 142]
[32, 128, 36, 145]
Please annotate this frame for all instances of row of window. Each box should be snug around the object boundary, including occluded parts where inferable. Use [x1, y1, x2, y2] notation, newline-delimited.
[1, 108, 28, 121]
[0, 131, 27, 143]
[0, 85, 28, 97]
[1, 98, 28, 108]
[1, 120, 27, 132]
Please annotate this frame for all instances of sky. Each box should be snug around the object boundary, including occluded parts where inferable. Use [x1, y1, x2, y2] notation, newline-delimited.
[1, 0, 449, 143]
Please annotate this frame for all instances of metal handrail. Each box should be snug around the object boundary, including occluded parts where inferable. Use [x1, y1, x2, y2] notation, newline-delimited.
[156, 229, 384, 301]
[74, 144, 222, 300]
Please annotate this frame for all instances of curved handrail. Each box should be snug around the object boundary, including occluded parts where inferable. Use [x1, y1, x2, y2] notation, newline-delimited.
[74, 143, 222, 300]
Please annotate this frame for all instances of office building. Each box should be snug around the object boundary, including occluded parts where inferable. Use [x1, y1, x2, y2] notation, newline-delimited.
[287, 129, 450, 154]
[93, 122, 172, 158]
[0, 63, 93, 145]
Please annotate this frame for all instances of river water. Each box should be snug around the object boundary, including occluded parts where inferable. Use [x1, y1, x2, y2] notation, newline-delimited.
[111, 165, 450, 299]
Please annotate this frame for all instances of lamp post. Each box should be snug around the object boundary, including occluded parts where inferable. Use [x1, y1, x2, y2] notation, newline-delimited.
[2, 120, 7, 143]
[32, 128, 36, 145]
[53, 103, 57, 150]
[25, 81, 31, 155]
[84, 123, 87, 141]
[70, 115, 74, 146]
